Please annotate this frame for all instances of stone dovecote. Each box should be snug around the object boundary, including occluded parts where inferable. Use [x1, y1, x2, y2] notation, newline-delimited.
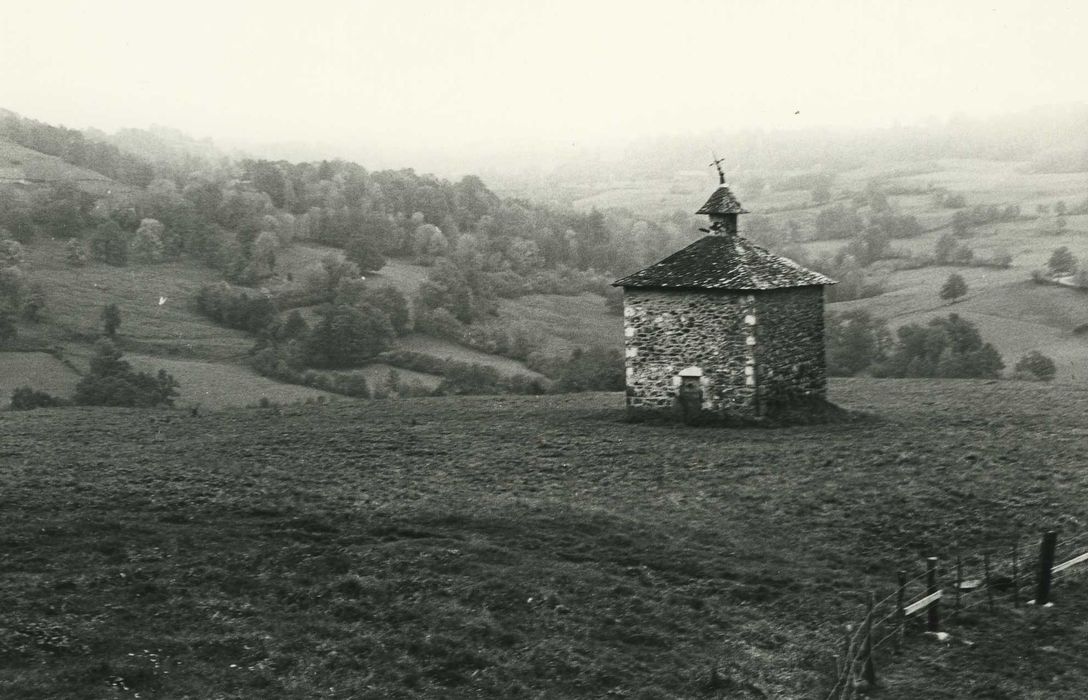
[612, 173, 836, 421]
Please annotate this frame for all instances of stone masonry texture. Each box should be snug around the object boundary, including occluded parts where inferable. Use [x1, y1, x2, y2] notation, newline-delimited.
[622, 286, 826, 419]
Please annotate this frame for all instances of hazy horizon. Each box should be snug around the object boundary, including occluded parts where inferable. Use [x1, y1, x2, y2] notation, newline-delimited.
[3, 0, 1087, 174]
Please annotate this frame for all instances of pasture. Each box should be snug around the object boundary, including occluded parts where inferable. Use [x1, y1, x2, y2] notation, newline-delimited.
[3, 380, 1088, 698]
[21, 240, 252, 361]
[0, 352, 80, 406]
[123, 354, 340, 409]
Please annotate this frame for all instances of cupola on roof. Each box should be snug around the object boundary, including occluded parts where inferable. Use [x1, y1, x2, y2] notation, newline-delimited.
[613, 158, 836, 291]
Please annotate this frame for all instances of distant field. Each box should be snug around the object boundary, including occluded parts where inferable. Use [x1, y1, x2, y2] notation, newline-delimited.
[21, 240, 252, 361]
[391, 333, 546, 379]
[270, 246, 429, 302]
[125, 354, 339, 409]
[493, 293, 620, 355]
[4, 380, 1088, 697]
[0, 352, 80, 406]
[0, 139, 125, 196]
[348, 362, 443, 392]
[834, 277, 1088, 382]
[367, 258, 430, 300]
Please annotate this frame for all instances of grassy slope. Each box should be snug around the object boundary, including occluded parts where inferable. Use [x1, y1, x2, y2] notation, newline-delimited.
[3, 380, 1088, 698]
[0, 140, 127, 197]
[21, 239, 253, 361]
[390, 334, 547, 380]
[0, 352, 80, 398]
[124, 354, 338, 410]
[10, 241, 448, 406]
[492, 293, 620, 356]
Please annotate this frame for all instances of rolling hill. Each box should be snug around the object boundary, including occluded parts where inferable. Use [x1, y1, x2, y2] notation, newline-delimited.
[0, 139, 127, 196]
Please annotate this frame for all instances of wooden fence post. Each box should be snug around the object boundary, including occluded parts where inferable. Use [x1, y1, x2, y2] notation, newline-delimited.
[840, 623, 854, 700]
[1036, 530, 1058, 605]
[926, 557, 940, 632]
[862, 591, 877, 687]
[984, 552, 994, 612]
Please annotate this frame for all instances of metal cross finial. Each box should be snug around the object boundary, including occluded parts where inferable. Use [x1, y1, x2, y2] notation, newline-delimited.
[709, 153, 726, 185]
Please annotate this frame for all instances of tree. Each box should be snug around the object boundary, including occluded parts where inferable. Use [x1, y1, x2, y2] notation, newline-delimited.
[360, 285, 411, 335]
[813, 204, 862, 241]
[304, 255, 361, 301]
[939, 273, 968, 303]
[0, 239, 25, 268]
[130, 218, 165, 264]
[344, 235, 386, 273]
[64, 238, 88, 266]
[73, 340, 179, 407]
[21, 283, 45, 322]
[1047, 246, 1077, 276]
[102, 303, 121, 337]
[305, 303, 394, 368]
[934, 233, 958, 264]
[825, 310, 890, 376]
[0, 308, 15, 344]
[10, 386, 65, 410]
[874, 313, 1003, 379]
[90, 219, 131, 266]
[1015, 351, 1057, 381]
[248, 230, 278, 279]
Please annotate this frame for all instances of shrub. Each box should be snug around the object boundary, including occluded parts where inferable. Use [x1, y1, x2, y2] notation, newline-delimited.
[826, 310, 890, 376]
[1014, 351, 1057, 381]
[10, 386, 66, 410]
[102, 303, 121, 337]
[0, 307, 16, 343]
[195, 283, 278, 334]
[73, 341, 180, 407]
[305, 303, 394, 368]
[437, 363, 503, 395]
[64, 238, 88, 267]
[939, 273, 968, 303]
[874, 314, 1004, 379]
[130, 218, 166, 264]
[89, 219, 131, 266]
[1048, 247, 1077, 276]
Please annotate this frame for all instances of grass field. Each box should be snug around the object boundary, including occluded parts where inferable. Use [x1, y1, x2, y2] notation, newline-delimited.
[493, 293, 620, 355]
[347, 362, 443, 393]
[3, 380, 1088, 698]
[0, 140, 126, 196]
[391, 334, 547, 380]
[124, 354, 340, 410]
[0, 352, 80, 405]
[21, 240, 252, 361]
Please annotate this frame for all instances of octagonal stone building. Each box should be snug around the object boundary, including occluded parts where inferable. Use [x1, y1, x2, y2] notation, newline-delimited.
[612, 173, 836, 421]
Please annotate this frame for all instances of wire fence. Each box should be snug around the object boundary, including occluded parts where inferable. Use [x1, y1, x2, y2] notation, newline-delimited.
[822, 528, 1088, 699]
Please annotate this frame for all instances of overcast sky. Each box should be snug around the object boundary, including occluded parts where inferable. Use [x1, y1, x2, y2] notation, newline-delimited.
[2, 0, 1086, 168]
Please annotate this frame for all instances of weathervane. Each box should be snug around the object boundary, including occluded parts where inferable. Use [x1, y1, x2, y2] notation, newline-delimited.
[708, 153, 726, 185]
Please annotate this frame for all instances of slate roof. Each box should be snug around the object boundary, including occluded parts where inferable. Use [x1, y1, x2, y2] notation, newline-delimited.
[695, 184, 749, 215]
[612, 234, 837, 290]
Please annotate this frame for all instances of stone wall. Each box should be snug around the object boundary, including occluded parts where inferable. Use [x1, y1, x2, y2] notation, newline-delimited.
[622, 289, 755, 417]
[752, 286, 828, 406]
[621, 286, 827, 419]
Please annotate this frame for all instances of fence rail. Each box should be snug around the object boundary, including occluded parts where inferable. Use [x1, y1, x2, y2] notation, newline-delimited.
[823, 528, 1088, 699]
